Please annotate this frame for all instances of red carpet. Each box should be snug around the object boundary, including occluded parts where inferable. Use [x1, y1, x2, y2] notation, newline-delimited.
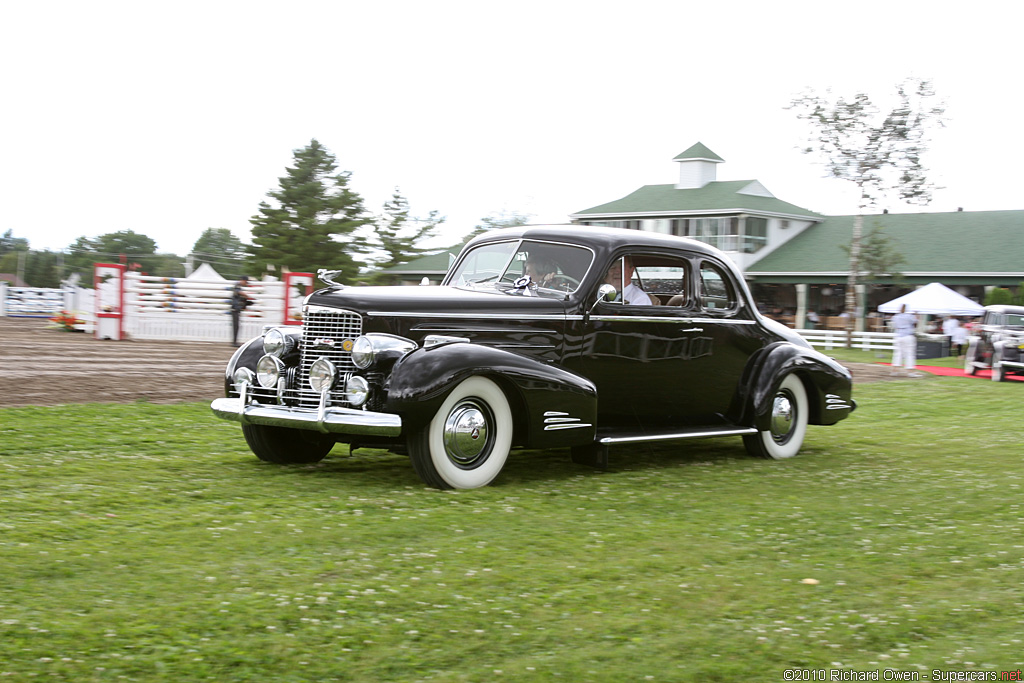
[883, 363, 1024, 381]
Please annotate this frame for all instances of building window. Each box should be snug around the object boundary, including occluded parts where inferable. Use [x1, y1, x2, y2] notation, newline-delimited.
[693, 217, 740, 252]
[743, 217, 767, 253]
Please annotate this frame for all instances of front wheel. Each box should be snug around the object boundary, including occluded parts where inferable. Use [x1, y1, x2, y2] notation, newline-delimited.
[242, 423, 334, 464]
[743, 374, 809, 460]
[992, 347, 1006, 382]
[407, 376, 513, 489]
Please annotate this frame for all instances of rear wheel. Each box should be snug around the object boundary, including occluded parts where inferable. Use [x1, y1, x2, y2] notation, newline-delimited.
[743, 375, 809, 460]
[242, 424, 334, 464]
[407, 376, 513, 489]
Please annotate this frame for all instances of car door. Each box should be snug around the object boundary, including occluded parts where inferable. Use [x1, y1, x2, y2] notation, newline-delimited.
[575, 251, 742, 430]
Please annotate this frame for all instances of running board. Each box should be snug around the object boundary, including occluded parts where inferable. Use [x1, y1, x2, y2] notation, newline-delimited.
[571, 426, 758, 470]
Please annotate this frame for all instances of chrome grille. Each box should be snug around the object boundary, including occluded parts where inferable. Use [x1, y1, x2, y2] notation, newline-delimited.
[296, 308, 363, 408]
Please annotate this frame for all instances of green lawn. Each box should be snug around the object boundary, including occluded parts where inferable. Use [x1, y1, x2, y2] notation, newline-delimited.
[2, 377, 1022, 681]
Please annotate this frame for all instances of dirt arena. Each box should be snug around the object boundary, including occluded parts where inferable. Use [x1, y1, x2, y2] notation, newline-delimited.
[0, 316, 894, 408]
[0, 317, 232, 407]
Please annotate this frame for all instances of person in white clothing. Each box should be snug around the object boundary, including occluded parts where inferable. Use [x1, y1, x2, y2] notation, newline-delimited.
[943, 315, 967, 358]
[890, 304, 920, 377]
[605, 255, 655, 305]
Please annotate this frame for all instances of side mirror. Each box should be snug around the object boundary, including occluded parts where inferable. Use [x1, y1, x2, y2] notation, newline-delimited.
[591, 284, 617, 312]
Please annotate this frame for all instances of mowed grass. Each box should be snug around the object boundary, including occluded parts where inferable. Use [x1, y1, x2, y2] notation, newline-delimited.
[1, 378, 1022, 681]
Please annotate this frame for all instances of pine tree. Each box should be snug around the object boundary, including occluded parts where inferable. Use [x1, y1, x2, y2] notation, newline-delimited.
[248, 140, 370, 283]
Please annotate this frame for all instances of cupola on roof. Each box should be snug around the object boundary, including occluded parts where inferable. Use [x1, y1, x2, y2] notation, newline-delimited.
[674, 142, 723, 189]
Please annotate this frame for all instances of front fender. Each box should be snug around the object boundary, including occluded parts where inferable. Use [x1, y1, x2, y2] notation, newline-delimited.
[223, 337, 266, 396]
[745, 342, 855, 429]
[385, 343, 597, 448]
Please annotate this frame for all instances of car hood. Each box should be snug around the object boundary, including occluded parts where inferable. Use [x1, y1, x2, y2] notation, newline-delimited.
[306, 285, 570, 317]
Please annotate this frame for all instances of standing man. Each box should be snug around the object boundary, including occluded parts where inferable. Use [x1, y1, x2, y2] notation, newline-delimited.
[230, 275, 252, 347]
[890, 304, 920, 377]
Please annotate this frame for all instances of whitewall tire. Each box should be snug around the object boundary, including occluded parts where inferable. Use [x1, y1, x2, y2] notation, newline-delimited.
[408, 376, 513, 489]
[743, 374, 809, 460]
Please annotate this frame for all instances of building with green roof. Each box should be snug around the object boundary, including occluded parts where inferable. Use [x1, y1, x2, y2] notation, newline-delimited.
[571, 143, 1024, 325]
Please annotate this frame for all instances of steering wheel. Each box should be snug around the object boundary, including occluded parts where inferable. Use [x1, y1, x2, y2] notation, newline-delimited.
[543, 274, 580, 291]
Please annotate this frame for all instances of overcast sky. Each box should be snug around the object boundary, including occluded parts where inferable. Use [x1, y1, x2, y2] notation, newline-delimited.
[3, 1, 1022, 258]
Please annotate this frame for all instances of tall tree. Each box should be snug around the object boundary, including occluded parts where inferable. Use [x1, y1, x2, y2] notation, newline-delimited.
[62, 231, 163, 279]
[248, 139, 370, 283]
[366, 189, 446, 282]
[191, 228, 247, 278]
[192, 228, 246, 261]
[789, 78, 944, 342]
[0, 229, 29, 256]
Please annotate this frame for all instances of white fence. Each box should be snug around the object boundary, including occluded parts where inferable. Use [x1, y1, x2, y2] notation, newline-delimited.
[0, 284, 67, 317]
[121, 272, 309, 342]
[796, 328, 895, 352]
[1, 271, 311, 342]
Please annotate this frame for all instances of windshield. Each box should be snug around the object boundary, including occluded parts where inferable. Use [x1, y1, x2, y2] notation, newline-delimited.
[448, 240, 593, 296]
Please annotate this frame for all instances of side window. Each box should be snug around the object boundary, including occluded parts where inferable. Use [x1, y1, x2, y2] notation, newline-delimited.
[601, 254, 690, 307]
[699, 261, 737, 311]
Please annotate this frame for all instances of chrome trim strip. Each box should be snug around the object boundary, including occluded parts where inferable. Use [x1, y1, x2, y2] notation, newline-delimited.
[588, 316, 756, 324]
[544, 423, 594, 431]
[368, 311, 567, 320]
[211, 398, 402, 437]
[599, 427, 758, 444]
[1000, 361, 1024, 369]
[544, 411, 569, 417]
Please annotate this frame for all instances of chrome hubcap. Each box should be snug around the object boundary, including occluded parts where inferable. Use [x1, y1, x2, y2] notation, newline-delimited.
[770, 393, 795, 444]
[443, 399, 492, 467]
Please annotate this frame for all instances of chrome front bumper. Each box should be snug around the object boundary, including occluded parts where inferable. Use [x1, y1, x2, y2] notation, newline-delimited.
[211, 393, 402, 437]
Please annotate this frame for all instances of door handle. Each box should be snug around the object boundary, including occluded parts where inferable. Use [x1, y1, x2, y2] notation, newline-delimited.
[680, 328, 704, 333]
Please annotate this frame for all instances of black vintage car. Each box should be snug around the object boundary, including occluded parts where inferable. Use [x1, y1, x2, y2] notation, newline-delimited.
[965, 305, 1024, 381]
[211, 226, 855, 489]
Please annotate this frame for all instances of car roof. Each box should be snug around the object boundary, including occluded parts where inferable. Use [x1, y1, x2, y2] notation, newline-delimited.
[987, 305, 1024, 315]
[467, 224, 724, 259]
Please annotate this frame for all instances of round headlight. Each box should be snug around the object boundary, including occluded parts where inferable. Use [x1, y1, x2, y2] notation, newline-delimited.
[351, 336, 375, 369]
[256, 355, 285, 388]
[263, 328, 286, 357]
[308, 357, 338, 392]
[345, 375, 370, 407]
[232, 367, 255, 387]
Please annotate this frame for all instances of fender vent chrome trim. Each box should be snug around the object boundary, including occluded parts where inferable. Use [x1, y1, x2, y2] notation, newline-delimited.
[543, 411, 592, 431]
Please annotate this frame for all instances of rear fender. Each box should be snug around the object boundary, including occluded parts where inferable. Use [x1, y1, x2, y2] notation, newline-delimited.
[385, 343, 597, 448]
[745, 342, 855, 429]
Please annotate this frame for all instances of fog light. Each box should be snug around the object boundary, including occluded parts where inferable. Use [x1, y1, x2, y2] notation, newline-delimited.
[232, 367, 255, 388]
[309, 357, 337, 392]
[256, 355, 285, 388]
[345, 375, 370, 407]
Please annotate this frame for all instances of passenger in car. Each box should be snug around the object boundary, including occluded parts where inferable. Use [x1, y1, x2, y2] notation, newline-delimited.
[605, 256, 655, 305]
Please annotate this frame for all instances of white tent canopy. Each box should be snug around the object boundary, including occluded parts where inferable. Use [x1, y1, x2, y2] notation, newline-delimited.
[877, 282, 985, 316]
[186, 263, 226, 281]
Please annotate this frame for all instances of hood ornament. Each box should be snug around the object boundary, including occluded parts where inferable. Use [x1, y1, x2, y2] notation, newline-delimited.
[317, 269, 344, 287]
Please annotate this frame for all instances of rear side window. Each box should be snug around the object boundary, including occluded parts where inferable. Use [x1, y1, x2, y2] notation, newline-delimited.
[699, 261, 737, 311]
